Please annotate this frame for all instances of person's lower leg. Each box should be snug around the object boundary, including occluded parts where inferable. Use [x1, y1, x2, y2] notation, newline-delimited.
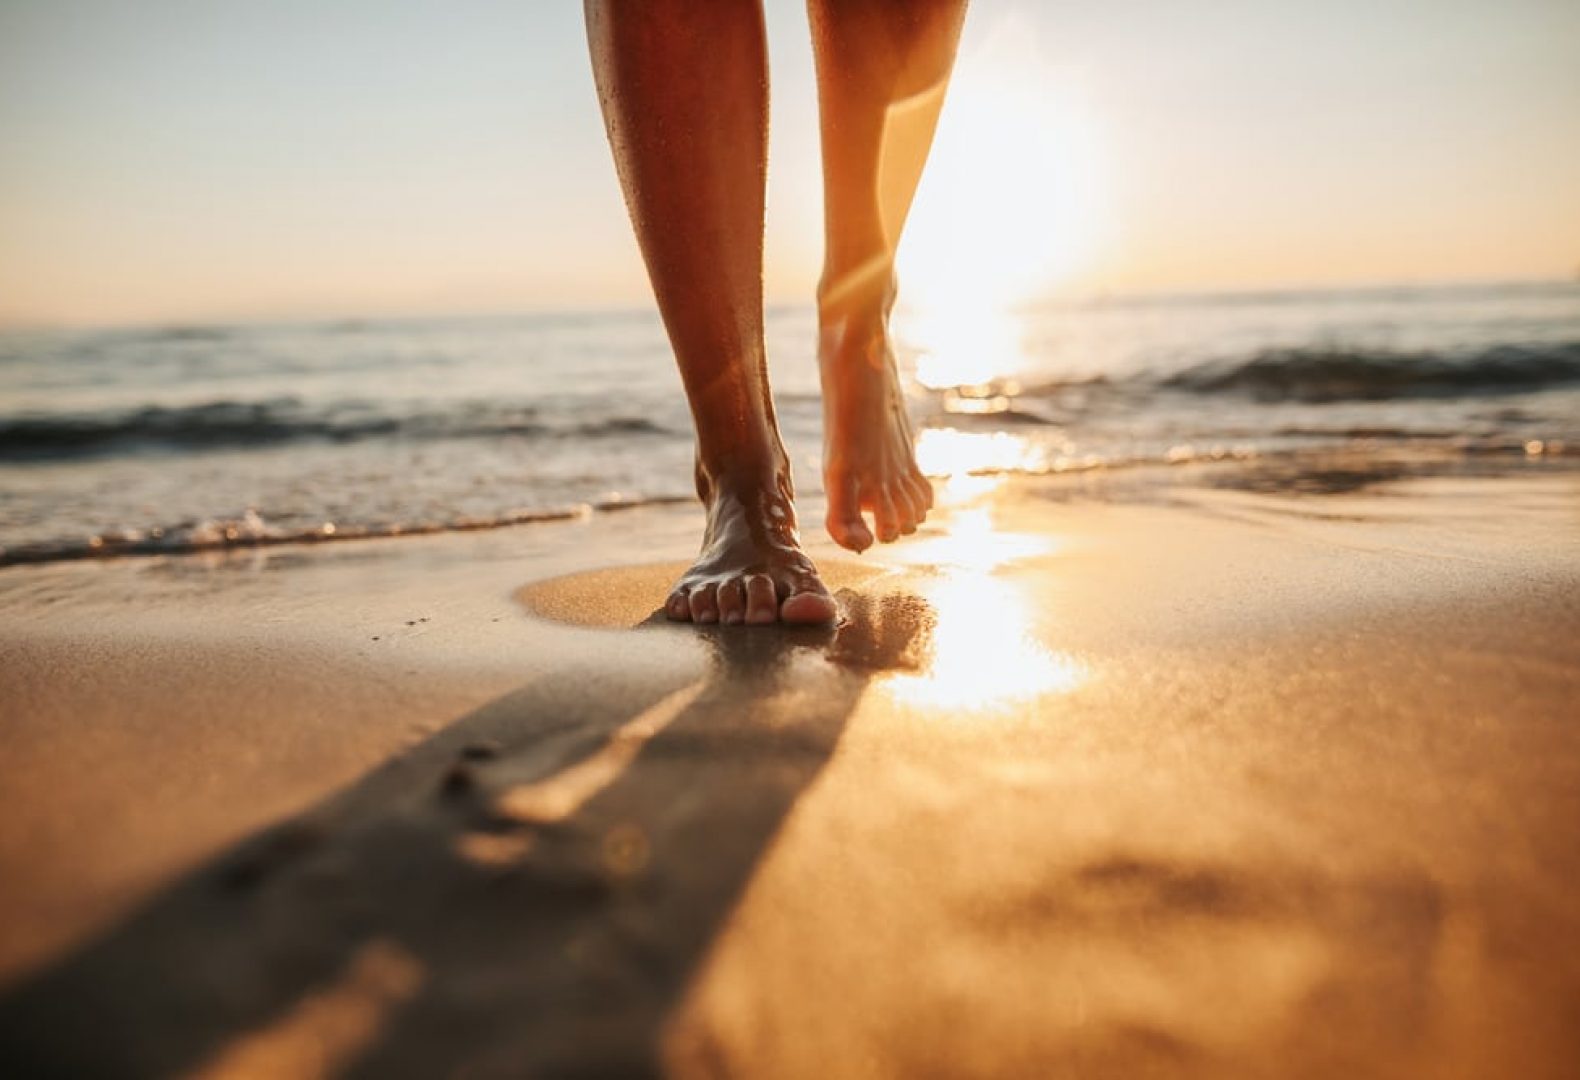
[585, 0, 834, 624]
[808, 0, 967, 549]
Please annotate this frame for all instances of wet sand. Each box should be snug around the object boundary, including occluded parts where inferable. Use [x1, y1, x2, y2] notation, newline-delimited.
[1, 461, 1578, 1078]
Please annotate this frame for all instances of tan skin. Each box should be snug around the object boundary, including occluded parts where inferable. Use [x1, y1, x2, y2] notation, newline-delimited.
[585, 0, 967, 625]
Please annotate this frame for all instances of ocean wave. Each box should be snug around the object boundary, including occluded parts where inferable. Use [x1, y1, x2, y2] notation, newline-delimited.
[141, 325, 234, 343]
[0, 399, 672, 460]
[1163, 341, 1580, 402]
[0, 493, 696, 566]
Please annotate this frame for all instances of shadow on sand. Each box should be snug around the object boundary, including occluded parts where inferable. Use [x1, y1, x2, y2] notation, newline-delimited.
[0, 590, 934, 1078]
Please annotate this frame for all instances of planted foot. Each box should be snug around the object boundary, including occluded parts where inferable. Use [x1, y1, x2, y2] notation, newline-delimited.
[664, 466, 837, 626]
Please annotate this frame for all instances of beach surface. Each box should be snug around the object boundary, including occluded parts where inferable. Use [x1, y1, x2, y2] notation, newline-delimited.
[2, 459, 1578, 1078]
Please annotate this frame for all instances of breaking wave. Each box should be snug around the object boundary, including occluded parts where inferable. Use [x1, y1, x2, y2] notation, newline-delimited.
[0, 398, 672, 461]
[1162, 341, 1580, 402]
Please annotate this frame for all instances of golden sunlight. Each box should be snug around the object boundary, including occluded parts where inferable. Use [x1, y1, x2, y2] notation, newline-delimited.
[886, 572, 1086, 711]
[897, 13, 1106, 320]
[881, 478, 1085, 711]
[914, 427, 1044, 479]
[898, 302, 1028, 390]
[895, 507, 1055, 572]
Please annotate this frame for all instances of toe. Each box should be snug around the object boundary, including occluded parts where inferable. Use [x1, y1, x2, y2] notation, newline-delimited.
[780, 584, 837, 624]
[912, 469, 935, 511]
[825, 470, 874, 553]
[745, 574, 779, 625]
[688, 583, 719, 624]
[892, 480, 920, 534]
[904, 474, 932, 523]
[666, 589, 692, 621]
[870, 484, 900, 544]
[716, 579, 746, 625]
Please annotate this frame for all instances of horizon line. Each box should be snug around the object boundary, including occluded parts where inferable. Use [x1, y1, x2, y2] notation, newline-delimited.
[2, 271, 1576, 335]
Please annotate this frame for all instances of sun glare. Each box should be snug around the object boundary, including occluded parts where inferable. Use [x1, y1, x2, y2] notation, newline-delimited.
[885, 572, 1087, 711]
[883, 527, 1086, 712]
[914, 428, 1044, 479]
[899, 17, 1105, 311]
[890, 15, 1105, 394]
[899, 302, 1027, 389]
[875, 491, 1083, 711]
[894, 506, 1055, 572]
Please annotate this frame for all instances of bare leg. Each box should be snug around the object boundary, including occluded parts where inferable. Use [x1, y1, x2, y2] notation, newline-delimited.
[809, 0, 967, 550]
[585, 0, 835, 625]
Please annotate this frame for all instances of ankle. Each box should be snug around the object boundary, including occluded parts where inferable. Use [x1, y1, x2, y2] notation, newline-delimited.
[817, 260, 896, 327]
[694, 443, 792, 502]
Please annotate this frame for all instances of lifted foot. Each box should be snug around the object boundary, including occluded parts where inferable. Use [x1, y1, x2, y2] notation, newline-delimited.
[819, 310, 934, 551]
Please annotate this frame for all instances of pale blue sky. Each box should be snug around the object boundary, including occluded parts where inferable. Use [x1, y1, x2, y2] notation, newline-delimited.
[2, 0, 1577, 326]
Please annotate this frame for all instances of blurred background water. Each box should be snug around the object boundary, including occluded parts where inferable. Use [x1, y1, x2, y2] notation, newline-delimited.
[2, 279, 1577, 564]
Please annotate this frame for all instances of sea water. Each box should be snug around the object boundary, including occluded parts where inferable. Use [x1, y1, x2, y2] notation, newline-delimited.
[2, 280, 1577, 564]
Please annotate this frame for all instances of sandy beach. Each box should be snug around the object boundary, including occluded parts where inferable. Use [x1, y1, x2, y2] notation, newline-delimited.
[6, 0, 1578, 1074]
[1, 458, 1578, 1078]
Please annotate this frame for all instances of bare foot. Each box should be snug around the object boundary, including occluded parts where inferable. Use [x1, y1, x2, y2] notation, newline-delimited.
[819, 309, 934, 551]
[664, 464, 837, 626]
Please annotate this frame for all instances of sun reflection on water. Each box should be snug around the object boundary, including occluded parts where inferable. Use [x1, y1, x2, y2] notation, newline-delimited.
[877, 281, 1089, 710]
[915, 427, 1045, 480]
[900, 302, 1029, 391]
[938, 472, 1005, 503]
[899, 507, 1053, 570]
[885, 572, 1086, 711]
[878, 497, 1086, 710]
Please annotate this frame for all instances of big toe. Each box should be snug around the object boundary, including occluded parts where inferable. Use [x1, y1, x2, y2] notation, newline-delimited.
[781, 588, 837, 625]
[825, 473, 874, 553]
[828, 514, 874, 554]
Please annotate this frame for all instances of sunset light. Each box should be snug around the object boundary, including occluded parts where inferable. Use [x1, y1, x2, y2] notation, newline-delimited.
[901, 18, 1105, 309]
[3, 4, 1578, 1076]
[892, 15, 1104, 391]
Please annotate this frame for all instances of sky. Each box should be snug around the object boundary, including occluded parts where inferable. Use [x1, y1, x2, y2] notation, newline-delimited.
[1, 0, 1577, 327]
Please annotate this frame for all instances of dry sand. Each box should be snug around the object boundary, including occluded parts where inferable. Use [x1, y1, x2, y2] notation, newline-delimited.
[1, 462, 1578, 1078]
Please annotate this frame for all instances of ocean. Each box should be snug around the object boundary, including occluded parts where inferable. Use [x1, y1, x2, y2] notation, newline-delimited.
[2, 280, 1577, 565]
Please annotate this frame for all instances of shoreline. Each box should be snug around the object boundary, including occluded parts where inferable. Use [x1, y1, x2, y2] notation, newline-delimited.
[3, 439, 1572, 569]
